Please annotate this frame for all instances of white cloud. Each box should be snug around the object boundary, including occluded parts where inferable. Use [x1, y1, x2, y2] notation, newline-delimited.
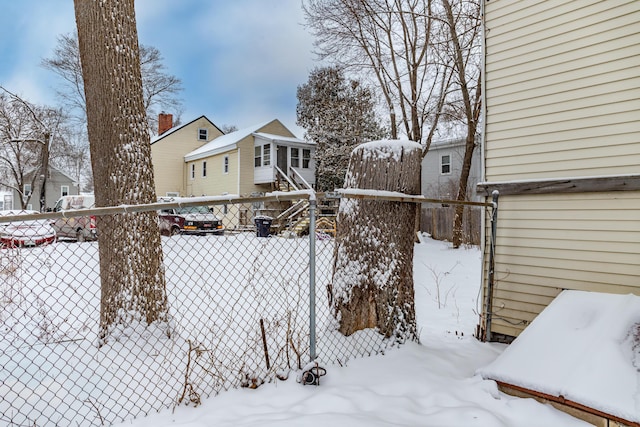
[0, 0, 317, 138]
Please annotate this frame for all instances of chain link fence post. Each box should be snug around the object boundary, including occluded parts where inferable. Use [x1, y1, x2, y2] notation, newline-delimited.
[308, 194, 317, 361]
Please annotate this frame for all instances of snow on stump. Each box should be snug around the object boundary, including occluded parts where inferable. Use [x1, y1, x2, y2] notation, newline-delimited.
[332, 140, 421, 342]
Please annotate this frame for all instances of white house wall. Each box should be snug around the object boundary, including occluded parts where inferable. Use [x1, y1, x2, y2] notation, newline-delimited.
[482, 0, 640, 339]
[422, 139, 482, 201]
[485, 0, 639, 182]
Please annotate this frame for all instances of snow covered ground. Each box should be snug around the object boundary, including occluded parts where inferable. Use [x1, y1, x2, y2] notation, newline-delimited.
[113, 236, 591, 427]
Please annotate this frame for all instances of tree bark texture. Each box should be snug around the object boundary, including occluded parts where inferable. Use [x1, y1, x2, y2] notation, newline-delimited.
[332, 141, 421, 342]
[74, 0, 168, 344]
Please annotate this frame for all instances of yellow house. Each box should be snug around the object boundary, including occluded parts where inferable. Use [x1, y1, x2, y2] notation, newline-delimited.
[151, 115, 315, 198]
[151, 115, 316, 230]
[150, 114, 224, 197]
[478, 1, 640, 342]
[183, 118, 315, 197]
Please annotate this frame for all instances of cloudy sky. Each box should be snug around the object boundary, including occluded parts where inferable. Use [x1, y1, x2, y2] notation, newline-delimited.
[0, 0, 317, 137]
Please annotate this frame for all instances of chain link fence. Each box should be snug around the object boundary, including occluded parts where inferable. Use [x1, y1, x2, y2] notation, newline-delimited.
[0, 192, 400, 426]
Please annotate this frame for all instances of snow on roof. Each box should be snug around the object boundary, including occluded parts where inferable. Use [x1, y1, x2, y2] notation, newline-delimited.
[253, 132, 312, 146]
[477, 290, 640, 423]
[184, 120, 275, 162]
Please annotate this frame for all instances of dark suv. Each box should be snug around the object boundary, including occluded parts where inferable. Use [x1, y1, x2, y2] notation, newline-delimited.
[158, 204, 224, 236]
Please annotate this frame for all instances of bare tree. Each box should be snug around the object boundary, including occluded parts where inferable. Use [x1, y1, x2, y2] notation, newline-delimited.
[52, 127, 91, 192]
[303, 0, 452, 150]
[41, 34, 86, 123]
[220, 124, 238, 134]
[332, 141, 422, 341]
[0, 88, 64, 210]
[42, 32, 183, 134]
[0, 93, 41, 209]
[74, 0, 169, 345]
[440, 0, 482, 248]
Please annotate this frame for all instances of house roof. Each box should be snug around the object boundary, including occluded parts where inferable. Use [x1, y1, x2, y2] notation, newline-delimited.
[253, 132, 313, 146]
[184, 120, 272, 162]
[427, 135, 480, 150]
[477, 290, 640, 424]
[184, 119, 311, 162]
[150, 115, 222, 145]
[21, 166, 77, 183]
[50, 166, 77, 183]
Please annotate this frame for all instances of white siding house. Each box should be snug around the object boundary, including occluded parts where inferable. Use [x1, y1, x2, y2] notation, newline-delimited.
[422, 136, 482, 202]
[479, 0, 640, 340]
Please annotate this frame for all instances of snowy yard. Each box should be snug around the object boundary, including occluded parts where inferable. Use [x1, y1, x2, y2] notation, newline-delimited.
[0, 229, 596, 426]
[111, 235, 590, 427]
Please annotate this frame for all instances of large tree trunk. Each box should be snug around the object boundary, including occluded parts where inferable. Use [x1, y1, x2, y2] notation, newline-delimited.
[332, 140, 421, 342]
[74, 0, 169, 345]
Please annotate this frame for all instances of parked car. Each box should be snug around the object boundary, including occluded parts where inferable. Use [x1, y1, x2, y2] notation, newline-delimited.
[0, 210, 56, 248]
[50, 195, 97, 242]
[158, 199, 224, 236]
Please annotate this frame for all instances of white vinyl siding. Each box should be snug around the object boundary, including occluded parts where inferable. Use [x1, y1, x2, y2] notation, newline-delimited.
[484, 192, 640, 338]
[482, 0, 640, 339]
[484, 0, 640, 182]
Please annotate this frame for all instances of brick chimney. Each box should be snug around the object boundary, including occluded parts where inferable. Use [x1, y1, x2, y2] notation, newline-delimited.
[158, 113, 173, 135]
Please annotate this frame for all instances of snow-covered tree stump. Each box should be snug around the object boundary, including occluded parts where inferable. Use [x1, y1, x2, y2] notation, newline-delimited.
[332, 140, 422, 342]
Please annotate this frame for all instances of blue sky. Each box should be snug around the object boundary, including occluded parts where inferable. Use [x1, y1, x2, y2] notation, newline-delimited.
[0, 0, 316, 137]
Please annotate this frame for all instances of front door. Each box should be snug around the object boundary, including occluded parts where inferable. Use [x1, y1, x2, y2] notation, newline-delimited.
[277, 145, 288, 173]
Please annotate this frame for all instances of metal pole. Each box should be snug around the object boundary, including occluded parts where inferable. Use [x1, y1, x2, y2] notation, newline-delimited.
[308, 195, 317, 361]
[39, 132, 51, 212]
[484, 190, 499, 342]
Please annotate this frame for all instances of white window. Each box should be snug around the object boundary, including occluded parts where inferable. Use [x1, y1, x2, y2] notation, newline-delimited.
[223, 155, 229, 174]
[202, 161, 207, 177]
[254, 144, 272, 167]
[24, 184, 32, 196]
[190, 164, 195, 180]
[198, 128, 208, 141]
[263, 144, 271, 166]
[441, 154, 451, 175]
[254, 146, 262, 167]
[291, 148, 299, 168]
[166, 192, 179, 197]
[26, 203, 33, 211]
[61, 185, 69, 197]
[302, 149, 311, 169]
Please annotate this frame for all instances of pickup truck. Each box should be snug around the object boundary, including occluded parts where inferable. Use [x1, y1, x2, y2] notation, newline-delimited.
[158, 201, 224, 236]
